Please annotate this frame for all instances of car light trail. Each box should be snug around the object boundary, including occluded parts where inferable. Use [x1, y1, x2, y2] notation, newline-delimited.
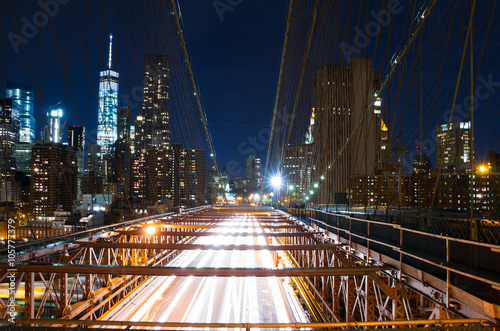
[98, 212, 309, 329]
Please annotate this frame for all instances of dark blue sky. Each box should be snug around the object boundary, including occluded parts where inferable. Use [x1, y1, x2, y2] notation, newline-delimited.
[179, 1, 288, 177]
[1, 0, 288, 179]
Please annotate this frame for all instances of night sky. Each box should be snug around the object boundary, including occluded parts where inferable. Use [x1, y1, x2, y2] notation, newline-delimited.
[2, 1, 499, 179]
[1, 0, 288, 179]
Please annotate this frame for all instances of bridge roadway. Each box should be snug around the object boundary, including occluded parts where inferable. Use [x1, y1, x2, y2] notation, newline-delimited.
[0, 206, 496, 329]
[99, 209, 309, 326]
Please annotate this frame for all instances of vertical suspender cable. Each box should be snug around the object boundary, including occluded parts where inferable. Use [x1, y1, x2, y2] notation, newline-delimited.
[431, 0, 476, 211]
[469, 0, 475, 223]
[283, 0, 320, 160]
[168, 0, 226, 203]
[264, 0, 294, 179]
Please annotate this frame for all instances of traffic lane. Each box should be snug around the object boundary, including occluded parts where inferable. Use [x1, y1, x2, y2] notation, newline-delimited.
[102, 216, 305, 327]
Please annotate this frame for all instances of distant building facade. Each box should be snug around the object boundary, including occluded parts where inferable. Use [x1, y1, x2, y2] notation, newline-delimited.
[173, 143, 206, 208]
[143, 53, 171, 149]
[5, 84, 35, 144]
[313, 58, 382, 204]
[282, 144, 315, 199]
[0, 99, 20, 173]
[435, 121, 472, 171]
[43, 105, 64, 143]
[6, 84, 35, 175]
[30, 141, 78, 215]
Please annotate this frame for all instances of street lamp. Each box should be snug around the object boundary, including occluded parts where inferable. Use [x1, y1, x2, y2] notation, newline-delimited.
[478, 163, 489, 174]
[271, 175, 282, 208]
[271, 176, 282, 189]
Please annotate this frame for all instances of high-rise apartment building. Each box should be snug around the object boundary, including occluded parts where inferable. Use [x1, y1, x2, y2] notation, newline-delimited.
[143, 53, 170, 149]
[172, 143, 206, 208]
[131, 54, 171, 206]
[111, 139, 133, 198]
[313, 58, 381, 204]
[435, 121, 472, 171]
[68, 126, 85, 199]
[254, 157, 263, 189]
[145, 149, 172, 204]
[412, 153, 433, 175]
[245, 154, 263, 191]
[118, 107, 131, 142]
[0, 99, 20, 173]
[68, 126, 85, 151]
[97, 34, 119, 155]
[246, 154, 256, 190]
[282, 144, 315, 198]
[30, 141, 78, 215]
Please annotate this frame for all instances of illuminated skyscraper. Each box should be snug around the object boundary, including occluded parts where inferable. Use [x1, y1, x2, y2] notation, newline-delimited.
[246, 154, 256, 189]
[5, 85, 34, 175]
[313, 58, 381, 204]
[0, 99, 20, 172]
[143, 53, 170, 149]
[246, 154, 263, 190]
[68, 126, 85, 171]
[68, 126, 85, 151]
[5, 84, 35, 143]
[173, 143, 206, 208]
[436, 121, 472, 171]
[43, 105, 64, 143]
[68, 126, 85, 199]
[118, 106, 131, 142]
[97, 34, 119, 154]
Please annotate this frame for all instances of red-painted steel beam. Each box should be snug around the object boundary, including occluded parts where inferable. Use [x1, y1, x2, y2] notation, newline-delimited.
[2, 265, 391, 277]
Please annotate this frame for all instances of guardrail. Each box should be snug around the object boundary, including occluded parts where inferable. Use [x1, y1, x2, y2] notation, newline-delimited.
[287, 208, 500, 314]
[10, 318, 490, 330]
[0, 205, 211, 261]
[287, 207, 500, 245]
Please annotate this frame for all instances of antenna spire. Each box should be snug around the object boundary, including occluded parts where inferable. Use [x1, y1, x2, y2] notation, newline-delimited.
[108, 34, 113, 69]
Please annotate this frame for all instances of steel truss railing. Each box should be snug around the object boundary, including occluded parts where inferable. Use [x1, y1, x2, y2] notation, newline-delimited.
[0, 207, 496, 329]
[13, 317, 491, 330]
[0, 206, 210, 321]
[286, 208, 500, 325]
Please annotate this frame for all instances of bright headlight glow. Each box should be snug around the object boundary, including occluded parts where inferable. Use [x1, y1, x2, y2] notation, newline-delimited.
[145, 226, 156, 235]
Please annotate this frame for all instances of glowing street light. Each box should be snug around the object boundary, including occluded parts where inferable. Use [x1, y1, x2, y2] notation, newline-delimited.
[478, 164, 489, 174]
[313, 182, 319, 188]
[289, 185, 294, 191]
[145, 226, 156, 235]
[271, 175, 282, 189]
